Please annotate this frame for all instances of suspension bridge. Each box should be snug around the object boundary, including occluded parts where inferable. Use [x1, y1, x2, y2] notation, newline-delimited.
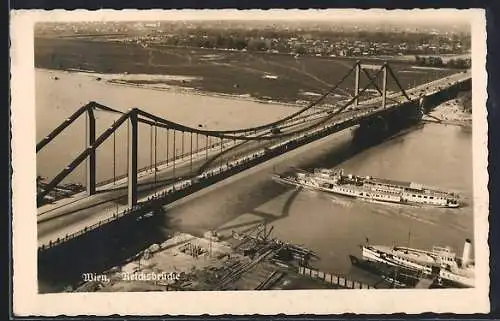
[36, 61, 471, 251]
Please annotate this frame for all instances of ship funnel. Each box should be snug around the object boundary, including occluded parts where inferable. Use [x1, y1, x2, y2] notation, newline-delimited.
[461, 238, 472, 268]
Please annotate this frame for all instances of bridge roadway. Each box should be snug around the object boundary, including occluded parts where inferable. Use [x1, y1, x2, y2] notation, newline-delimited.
[37, 70, 470, 248]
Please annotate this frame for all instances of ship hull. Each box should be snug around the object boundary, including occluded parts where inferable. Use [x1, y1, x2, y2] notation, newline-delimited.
[349, 255, 426, 288]
[272, 175, 458, 208]
[360, 245, 474, 288]
[351, 254, 472, 289]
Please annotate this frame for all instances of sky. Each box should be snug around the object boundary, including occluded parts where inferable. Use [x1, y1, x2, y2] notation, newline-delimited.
[28, 9, 476, 26]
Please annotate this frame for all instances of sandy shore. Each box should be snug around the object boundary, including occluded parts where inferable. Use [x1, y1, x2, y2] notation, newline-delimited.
[427, 99, 472, 127]
[43, 68, 305, 109]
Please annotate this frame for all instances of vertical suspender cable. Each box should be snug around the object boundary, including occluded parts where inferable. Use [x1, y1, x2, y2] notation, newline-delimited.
[85, 111, 88, 189]
[113, 120, 118, 213]
[173, 130, 176, 178]
[166, 129, 169, 166]
[113, 120, 116, 185]
[190, 132, 193, 174]
[205, 135, 208, 160]
[196, 133, 199, 156]
[220, 137, 223, 167]
[150, 124, 153, 171]
[127, 119, 129, 183]
[154, 122, 157, 185]
[181, 131, 184, 160]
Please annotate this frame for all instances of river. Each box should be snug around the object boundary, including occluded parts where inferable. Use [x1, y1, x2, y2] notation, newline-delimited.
[162, 122, 473, 279]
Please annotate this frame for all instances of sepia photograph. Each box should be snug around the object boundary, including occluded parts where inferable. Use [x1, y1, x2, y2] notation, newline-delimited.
[11, 8, 489, 315]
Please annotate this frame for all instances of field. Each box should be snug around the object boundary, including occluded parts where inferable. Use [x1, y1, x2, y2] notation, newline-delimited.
[35, 37, 459, 104]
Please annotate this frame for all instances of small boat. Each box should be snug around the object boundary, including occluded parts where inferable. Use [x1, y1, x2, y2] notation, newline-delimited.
[272, 168, 460, 208]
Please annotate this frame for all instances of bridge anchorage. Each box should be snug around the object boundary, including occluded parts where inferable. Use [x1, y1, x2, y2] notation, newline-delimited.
[36, 61, 471, 250]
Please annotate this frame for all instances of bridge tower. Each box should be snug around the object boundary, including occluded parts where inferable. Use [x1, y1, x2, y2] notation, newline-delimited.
[127, 108, 138, 207]
[86, 108, 96, 196]
[354, 60, 361, 106]
[354, 61, 389, 109]
[381, 62, 388, 109]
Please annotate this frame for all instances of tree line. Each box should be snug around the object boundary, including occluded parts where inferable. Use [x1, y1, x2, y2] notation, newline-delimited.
[457, 91, 472, 113]
[415, 55, 471, 69]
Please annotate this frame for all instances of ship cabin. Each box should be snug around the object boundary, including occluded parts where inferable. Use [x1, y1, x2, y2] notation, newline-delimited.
[328, 170, 367, 186]
[431, 246, 460, 269]
[364, 178, 407, 194]
[313, 168, 337, 177]
[388, 246, 458, 275]
[313, 168, 343, 183]
[399, 182, 459, 207]
[446, 198, 460, 207]
[390, 247, 436, 273]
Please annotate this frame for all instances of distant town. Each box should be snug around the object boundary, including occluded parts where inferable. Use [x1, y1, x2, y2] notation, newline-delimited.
[36, 20, 471, 68]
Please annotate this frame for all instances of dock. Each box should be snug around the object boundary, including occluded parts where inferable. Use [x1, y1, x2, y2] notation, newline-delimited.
[415, 275, 438, 289]
[297, 266, 373, 289]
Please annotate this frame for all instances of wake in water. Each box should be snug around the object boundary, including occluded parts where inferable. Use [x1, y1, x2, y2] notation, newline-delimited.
[397, 211, 438, 226]
[298, 187, 458, 224]
[351, 198, 451, 226]
[324, 195, 354, 208]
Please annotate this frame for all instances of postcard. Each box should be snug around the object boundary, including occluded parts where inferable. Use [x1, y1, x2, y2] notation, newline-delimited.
[11, 8, 489, 315]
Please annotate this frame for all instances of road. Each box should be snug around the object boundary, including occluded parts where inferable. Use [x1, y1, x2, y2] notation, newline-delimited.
[37, 71, 471, 247]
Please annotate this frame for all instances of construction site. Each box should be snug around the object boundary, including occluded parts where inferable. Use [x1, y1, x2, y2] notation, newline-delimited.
[73, 220, 382, 292]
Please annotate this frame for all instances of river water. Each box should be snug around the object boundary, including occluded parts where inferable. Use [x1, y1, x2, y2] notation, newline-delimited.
[37, 70, 473, 291]
[162, 122, 473, 280]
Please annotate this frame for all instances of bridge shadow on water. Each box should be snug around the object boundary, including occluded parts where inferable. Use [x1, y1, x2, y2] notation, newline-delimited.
[297, 122, 422, 173]
[215, 187, 302, 240]
[200, 123, 425, 241]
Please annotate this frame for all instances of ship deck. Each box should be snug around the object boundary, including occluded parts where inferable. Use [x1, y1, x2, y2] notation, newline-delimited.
[367, 177, 412, 188]
[364, 177, 454, 197]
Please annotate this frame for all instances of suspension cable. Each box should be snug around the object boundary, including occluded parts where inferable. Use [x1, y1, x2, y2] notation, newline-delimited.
[113, 120, 116, 185]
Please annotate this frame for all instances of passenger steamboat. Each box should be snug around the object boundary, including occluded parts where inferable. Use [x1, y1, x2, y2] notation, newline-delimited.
[272, 168, 460, 208]
[358, 239, 475, 288]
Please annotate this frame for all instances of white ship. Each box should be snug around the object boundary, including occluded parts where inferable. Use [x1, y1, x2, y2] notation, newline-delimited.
[361, 239, 475, 288]
[272, 168, 460, 208]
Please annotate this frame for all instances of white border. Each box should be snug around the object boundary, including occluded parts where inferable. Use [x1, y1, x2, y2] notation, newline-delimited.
[11, 9, 489, 316]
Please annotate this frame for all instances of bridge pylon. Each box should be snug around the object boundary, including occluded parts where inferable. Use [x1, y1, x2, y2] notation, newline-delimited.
[353, 61, 393, 110]
[86, 107, 96, 196]
[127, 108, 138, 207]
[382, 62, 388, 109]
[354, 60, 361, 106]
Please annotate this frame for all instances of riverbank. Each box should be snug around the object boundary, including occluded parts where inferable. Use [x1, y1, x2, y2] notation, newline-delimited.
[52, 68, 307, 108]
[35, 37, 458, 104]
[427, 98, 472, 127]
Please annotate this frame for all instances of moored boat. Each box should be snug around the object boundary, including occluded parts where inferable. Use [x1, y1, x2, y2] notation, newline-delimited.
[272, 168, 460, 208]
[359, 238, 475, 288]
